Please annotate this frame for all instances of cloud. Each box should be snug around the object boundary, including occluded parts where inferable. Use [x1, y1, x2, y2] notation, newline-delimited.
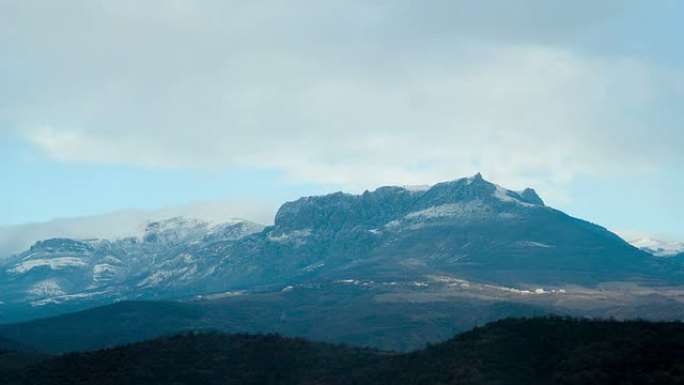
[613, 229, 684, 245]
[0, 198, 278, 259]
[2, 1, 683, 203]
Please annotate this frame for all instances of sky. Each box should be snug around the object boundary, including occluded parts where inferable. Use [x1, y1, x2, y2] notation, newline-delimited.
[1, 0, 683, 254]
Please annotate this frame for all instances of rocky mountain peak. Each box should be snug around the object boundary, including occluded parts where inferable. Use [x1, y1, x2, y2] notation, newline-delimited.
[28, 238, 94, 254]
[520, 188, 544, 206]
[412, 174, 545, 210]
[273, 175, 547, 232]
[141, 217, 262, 245]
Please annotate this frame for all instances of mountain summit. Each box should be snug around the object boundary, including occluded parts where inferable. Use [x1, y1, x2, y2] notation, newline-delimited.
[246, 174, 652, 289]
[274, 174, 544, 232]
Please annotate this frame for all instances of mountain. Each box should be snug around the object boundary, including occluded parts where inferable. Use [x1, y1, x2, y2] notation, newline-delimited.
[631, 237, 684, 257]
[0, 174, 676, 324]
[5, 317, 684, 385]
[0, 218, 263, 322]
[197, 172, 662, 293]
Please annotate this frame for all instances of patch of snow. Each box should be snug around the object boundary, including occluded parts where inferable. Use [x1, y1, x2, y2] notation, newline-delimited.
[93, 264, 118, 281]
[492, 185, 533, 206]
[267, 229, 312, 243]
[28, 280, 65, 296]
[428, 275, 470, 285]
[493, 185, 516, 202]
[492, 185, 537, 207]
[137, 264, 199, 288]
[196, 291, 245, 301]
[483, 284, 533, 295]
[102, 255, 123, 264]
[31, 290, 110, 306]
[404, 201, 491, 220]
[145, 217, 209, 233]
[9, 257, 87, 274]
[517, 241, 554, 248]
[481, 283, 566, 296]
[401, 184, 431, 192]
[384, 220, 402, 229]
[302, 261, 325, 272]
[137, 272, 170, 287]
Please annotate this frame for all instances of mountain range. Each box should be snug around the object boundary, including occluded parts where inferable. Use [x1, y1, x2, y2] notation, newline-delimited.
[1, 174, 683, 350]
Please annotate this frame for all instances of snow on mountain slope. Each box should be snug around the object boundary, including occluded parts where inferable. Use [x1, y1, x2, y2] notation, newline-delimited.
[630, 238, 684, 257]
[210, 173, 658, 292]
[1, 174, 675, 324]
[0, 217, 264, 311]
[9, 257, 88, 274]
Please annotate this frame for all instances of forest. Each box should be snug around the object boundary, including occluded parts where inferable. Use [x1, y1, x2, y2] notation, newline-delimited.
[2, 317, 684, 385]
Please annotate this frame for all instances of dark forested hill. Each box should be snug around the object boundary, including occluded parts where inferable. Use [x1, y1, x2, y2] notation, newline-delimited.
[0, 301, 213, 353]
[5, 317, 684, 385]
[0, 337, 46, 385]
[0, 337, 30, 353]
[0, 295, 545, 353]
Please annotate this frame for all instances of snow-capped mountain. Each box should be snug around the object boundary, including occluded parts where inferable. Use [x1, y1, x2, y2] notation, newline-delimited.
[630, 237, 684, 257]
[0, 174, 674, 323]
[207, 172, 655, 290]
[0, 217, 263, 316]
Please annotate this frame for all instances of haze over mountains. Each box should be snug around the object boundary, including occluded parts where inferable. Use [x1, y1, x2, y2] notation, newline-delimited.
[2, 174, 683, 344]
[632, 238, 684, 258]
[0, 200, 278, 259]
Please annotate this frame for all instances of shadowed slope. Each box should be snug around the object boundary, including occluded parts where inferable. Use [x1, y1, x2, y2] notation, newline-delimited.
[6, 317, 684, 385]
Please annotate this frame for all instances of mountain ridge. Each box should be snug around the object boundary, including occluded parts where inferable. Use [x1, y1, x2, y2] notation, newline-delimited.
[0, 174, 676, 324]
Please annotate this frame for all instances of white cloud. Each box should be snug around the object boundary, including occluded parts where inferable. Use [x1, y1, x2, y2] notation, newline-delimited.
[613, 229, 684, 245]
[2, 1, 683, 203]
[0, 199, 277, 259]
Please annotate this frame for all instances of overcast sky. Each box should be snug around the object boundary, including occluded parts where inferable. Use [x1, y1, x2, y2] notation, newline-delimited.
[1, 0, 683, 252]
